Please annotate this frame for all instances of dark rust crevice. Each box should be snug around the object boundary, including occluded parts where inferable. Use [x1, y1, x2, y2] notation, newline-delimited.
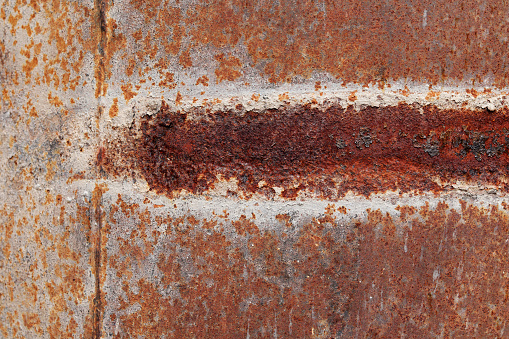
[92, 0, 108, 337]
[100, 101, 509, 199]
[88, 184, 107, 339]
[91, 191, 103, 339]
[93, 0, 108, 99]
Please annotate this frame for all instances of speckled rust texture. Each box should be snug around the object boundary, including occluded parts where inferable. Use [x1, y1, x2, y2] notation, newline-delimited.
[115, 0, 509, 86]
[0, 186, 99, 338]
[101, 102, 509, 198]
[104, 198, 509, 338]
[5, 0, 509, 337]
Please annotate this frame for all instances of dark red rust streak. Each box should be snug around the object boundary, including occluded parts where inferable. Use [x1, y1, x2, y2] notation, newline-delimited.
[102, 102, 509, 198]
[92, 201, 102, 339]
[92, 0, 108, 334]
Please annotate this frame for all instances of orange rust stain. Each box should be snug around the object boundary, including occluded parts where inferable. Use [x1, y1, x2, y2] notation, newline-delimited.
[92, 183, 108, 212]
[425, 90, 440, 101]
[337, 206, 347, 214]
[2, 188, 92, 336]
[158, 72, 176, 89]
[278, 92, 289, 101]
[153, 57, 168, 71]
[88, 183, 109, 338]
[195, 75, 209, 87]
[22, 57, 38, 79]
[43, 190, 54, 205]
[3, 0, 95, 96]
[315, 81, 322, 91]
[21, 23, 32, 36]
[66, 172, 85, 184]
[275, 213, 292, 228]
[33, 42, 41, 55]
[45, 160, 56, 182]
[348, 90, 357, 102]
[125, 57, 136, 77]
[28, 106, 37, 117]
[22, 313, 41, 331]
[108, 98, 119, 118]
[47, 92, 63, 107]
[2, 88, 12, 108]
[132, 29, 143, 41]
[467, 88, 480, 98]
[22, 99, 39, 118]
[179, 48, 192, 68]
[121, 83, 137, 102]
[214, 53, 242, 83]
[400, 85, 411, 97]
[232, 215, 260, 236]
[129, 1, 184, 63]
[395, 205, 417, 221]
[175, 91, 182, 105]
[8, 12, 22, 34]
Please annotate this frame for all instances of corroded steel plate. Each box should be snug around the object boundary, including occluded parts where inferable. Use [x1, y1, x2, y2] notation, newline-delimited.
[2, 0, 509, 338]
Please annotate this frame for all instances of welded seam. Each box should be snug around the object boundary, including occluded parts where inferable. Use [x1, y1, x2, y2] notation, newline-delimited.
[91, 192, 103, 339]
[92, 0, 108, 337]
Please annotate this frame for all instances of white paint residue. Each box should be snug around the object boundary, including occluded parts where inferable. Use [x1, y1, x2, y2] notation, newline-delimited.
[274, 313, 278, 338]
[433, 268, 440, 281]
[423, 9, 428, 28]
[289, 309, 292, 336]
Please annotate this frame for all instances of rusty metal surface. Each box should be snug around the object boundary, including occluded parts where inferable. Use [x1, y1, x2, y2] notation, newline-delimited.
[101, 102, 509, 199]
[1, 0, 99, 337]
[106, 0, 509, 93]
[2, 0, 509, 338]
[100, 194, 509, 338]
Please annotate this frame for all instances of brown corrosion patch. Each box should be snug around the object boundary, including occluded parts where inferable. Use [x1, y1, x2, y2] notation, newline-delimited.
[119, 0, 509, 86]
[104, 200, 509, 337]
[101, 101, 509, 198]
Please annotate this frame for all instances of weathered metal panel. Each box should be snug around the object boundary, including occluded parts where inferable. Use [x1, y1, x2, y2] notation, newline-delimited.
[99, 194, 509, 338]
[3, 0, 509, 338]
[0, 0, 102, 337]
